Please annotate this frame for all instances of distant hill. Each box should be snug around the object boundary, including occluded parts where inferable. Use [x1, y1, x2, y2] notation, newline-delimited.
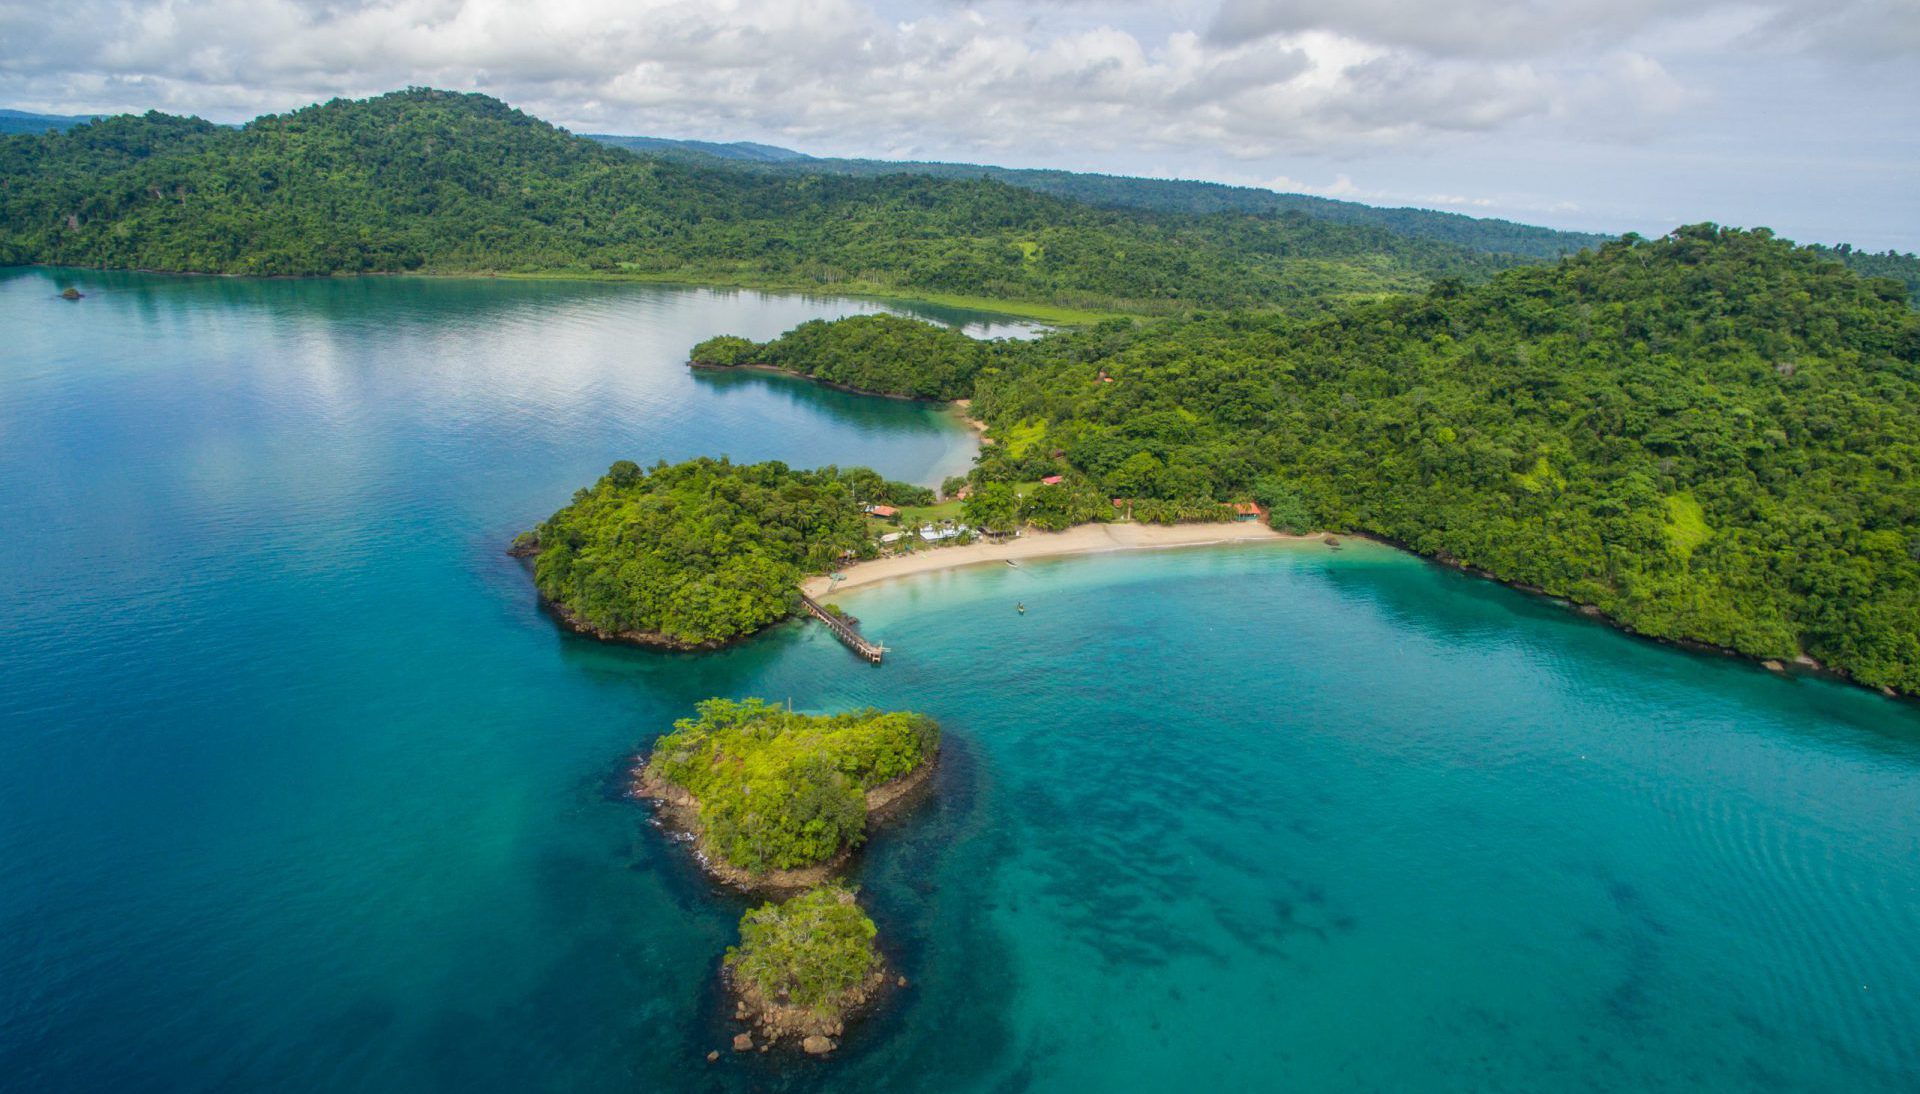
[586, 133, 809, 163]
[1807, 243, 1920, 308]
[582, 131, 1920, 301]
[0, 108, 104, 136]
[582, 132, 1610, 261]
[0, 88, 1530, 315]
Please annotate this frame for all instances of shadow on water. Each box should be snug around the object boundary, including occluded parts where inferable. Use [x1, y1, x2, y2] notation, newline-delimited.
[689, 366, 971, 442]
[1313, 542, 1920, 759]
[6, 266, 1044, 338]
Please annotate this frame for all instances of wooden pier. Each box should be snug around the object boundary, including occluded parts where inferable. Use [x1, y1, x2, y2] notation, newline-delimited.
[798, 592, 885, 664]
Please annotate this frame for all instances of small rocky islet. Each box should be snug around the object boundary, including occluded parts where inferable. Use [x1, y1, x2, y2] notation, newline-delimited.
[723, 886, 893, 1056]
[631, 697, 939, 1057]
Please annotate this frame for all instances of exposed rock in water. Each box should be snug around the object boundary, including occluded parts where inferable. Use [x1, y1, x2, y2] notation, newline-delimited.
[732, 1033, 753, 1052]
[706, 1051, 719, 1064]
[59, 287, 83, 300]
[802, 1035, 835, 1055]
[1763, 660, 1786, 672]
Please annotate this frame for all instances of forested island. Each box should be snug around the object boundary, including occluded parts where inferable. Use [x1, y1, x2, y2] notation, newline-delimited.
[723, 886, 890, 1055]
[514, 457, 930, 648]
[635, 698, 939, 887]
[683, 228, 1920, 696]
[637, 699, 937, 1056]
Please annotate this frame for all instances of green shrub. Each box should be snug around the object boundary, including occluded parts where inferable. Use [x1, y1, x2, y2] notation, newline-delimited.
[726, 886, 880, 1010]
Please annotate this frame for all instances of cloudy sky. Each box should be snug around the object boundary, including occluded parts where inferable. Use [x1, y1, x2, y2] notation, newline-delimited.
[3, 0, 1916, 249]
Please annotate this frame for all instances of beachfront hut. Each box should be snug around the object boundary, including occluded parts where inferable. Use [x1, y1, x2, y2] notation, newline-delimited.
[1233, 502, 1263, 521]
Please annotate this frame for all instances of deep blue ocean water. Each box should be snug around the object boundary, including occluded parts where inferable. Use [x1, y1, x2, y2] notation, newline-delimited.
[3, 268, 1917, 1092]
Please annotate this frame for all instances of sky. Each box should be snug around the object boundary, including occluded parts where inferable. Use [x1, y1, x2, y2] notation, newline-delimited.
[2, 0, 1916, 250]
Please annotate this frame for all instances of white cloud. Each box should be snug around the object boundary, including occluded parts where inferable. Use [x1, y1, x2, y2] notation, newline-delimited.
[0, 0, 1714, 153]
[0, 0, 1913, 249]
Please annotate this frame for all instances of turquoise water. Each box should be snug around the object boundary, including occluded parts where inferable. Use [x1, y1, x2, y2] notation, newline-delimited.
[3, 269, 1918, 1092]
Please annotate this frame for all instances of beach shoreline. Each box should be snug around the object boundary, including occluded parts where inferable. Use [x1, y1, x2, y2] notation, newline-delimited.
[801, 521, 1310, 598]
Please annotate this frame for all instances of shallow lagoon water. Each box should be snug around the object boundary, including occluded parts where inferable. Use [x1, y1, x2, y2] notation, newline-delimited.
[2, 269, 1917, 1092]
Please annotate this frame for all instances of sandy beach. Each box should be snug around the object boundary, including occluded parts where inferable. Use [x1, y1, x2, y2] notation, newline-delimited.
[802, 521, 1307, 597]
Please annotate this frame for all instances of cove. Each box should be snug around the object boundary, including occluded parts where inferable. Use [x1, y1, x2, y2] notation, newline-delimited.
[1, 268, 1917, 1092]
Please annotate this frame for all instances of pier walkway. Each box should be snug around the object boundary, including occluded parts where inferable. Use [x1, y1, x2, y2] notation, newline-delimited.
[797, 592, 885, 664]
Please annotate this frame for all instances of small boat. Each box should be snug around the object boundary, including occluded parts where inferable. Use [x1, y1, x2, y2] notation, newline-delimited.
[1016, 602, 1026, 614]
[1005, 559, 1019, 567]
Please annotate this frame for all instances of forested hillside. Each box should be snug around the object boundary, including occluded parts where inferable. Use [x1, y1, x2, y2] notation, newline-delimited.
[730, 228, 1920, 691]
[1808, 244, 1920, 308]
[0, 88, 1522, 314]
[610, 142, 1612, 261]
[588, 134, 1920, 302]
[0, 108, 103, 136]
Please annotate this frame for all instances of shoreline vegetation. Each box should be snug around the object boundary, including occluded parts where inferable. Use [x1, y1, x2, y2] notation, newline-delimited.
[691, 314, 994, 401]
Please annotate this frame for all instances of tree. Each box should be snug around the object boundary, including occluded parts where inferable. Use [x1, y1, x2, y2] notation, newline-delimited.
[963, 482, 1021, 533]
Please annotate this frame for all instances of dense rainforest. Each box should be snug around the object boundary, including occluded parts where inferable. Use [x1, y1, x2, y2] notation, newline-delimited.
[5, 90, 1913, 307]
[520, 457, 929, 646]
[646, 698, 940, 873]
[0, 88, 1529, 314]
[588, 132, 1920, 303]
[704, 228, 1920, 693]
[608, 139, 1610, 262]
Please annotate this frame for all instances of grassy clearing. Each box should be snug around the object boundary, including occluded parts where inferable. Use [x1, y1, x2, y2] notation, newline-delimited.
[1663, 493, 1713, 560]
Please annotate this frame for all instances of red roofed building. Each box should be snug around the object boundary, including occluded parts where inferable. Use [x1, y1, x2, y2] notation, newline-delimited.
[868, 505, 899, 518]
[1041, 475, 1064, 486]
[1232, 502, 1263, 521]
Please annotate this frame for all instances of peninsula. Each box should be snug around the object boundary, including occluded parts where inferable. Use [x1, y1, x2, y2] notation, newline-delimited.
[514, 457, 931, 649]
[683, 227, 1920, 698]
